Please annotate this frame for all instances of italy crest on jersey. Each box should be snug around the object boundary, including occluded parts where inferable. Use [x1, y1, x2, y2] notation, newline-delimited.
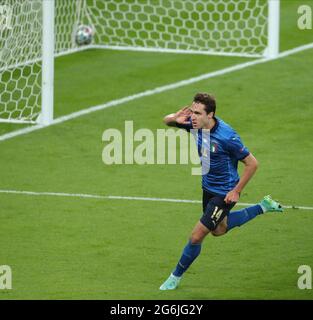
[210, 141, 218, 153]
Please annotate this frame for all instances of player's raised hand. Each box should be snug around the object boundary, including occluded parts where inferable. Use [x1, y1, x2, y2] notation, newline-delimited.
[163, 106, 192, 127]
[174, 106, 192, 125]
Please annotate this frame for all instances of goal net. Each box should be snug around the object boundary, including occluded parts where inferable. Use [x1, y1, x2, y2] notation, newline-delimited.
[0, 1, 42, 123]
[0, 0, 279, 124]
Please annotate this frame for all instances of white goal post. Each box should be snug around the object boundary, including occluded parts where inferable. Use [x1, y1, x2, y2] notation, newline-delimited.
[0, 0, 280, 125]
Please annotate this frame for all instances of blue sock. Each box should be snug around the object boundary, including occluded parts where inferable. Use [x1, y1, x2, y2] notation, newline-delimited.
[172, 240, 201, 277]
[227, 204, 263, 232]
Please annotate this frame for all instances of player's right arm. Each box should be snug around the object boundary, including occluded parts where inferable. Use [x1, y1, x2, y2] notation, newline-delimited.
[163, 106, 192, 127]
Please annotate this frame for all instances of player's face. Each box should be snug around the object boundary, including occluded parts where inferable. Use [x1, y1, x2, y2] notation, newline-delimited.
[190, 102, 211, 129]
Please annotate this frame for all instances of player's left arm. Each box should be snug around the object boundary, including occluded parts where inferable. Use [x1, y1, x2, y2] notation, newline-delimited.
[224, 153, 258, 204]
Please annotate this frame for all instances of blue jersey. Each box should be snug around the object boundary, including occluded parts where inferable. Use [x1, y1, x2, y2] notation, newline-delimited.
[177, 117, 250, 197]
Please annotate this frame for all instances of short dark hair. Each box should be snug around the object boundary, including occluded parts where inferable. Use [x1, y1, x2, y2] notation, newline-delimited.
[193, 93, 216, 115]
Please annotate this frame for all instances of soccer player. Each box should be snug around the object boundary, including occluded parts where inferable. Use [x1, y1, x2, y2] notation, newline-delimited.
[160, 93, 283, 291]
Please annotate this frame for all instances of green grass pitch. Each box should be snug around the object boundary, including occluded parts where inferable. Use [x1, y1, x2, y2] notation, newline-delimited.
[0, 1, 313, 299]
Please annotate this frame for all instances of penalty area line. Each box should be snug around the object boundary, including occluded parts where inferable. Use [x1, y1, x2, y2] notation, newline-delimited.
[0, 42, 313, 142]
[0, 189, 312, 211]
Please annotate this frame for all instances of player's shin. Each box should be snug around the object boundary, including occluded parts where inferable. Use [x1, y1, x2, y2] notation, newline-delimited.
[226, 205, 263, 232]
[172, 240, 202, 277]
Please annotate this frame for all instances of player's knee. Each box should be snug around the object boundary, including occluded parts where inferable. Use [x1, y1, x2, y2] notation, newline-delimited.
[212, 220, 228, 236]
[211, 229, 225, 237]
[190, 231, 205, 244]
[190, 234, 203, 244]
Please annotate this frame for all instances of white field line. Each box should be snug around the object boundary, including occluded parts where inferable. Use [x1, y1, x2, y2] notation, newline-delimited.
[91, 44, 263, 58]
[0, 189, 312, 210]
[0, 42, 313, 142]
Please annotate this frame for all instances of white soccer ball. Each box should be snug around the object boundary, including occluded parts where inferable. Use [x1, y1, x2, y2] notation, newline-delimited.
[75, 25, 93, 46]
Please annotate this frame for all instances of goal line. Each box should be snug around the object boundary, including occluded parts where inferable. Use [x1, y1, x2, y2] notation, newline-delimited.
[0, 189, 312, 211]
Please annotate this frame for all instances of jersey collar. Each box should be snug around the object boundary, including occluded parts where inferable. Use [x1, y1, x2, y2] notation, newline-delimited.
[210, 117, 219, 133]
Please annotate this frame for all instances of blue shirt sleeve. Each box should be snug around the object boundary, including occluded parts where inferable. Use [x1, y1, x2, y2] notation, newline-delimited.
[227, 134, 250, 160]
[175, 117, 193, 132]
